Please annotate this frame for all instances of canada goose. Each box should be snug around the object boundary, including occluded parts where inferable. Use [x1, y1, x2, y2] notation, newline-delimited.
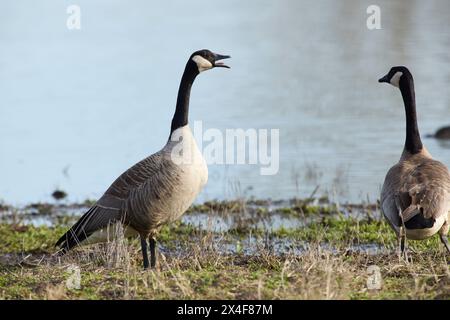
[427, 126, 450, 140]
[378, 66, 450, 257]
[55, 49, 231, 269]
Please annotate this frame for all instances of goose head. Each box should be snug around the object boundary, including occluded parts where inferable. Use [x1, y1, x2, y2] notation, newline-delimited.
[378, 66, 413, 88]
[189, 49, 231, 73]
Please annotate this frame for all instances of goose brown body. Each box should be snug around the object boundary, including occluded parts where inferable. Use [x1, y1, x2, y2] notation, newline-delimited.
[55, 49, 230, 268]
[378, 66, 450, 253]
[381, 148, 450, 240]
[56, 127, 207, 250]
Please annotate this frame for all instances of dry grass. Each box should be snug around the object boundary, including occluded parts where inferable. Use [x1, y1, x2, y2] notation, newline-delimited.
[0, 198, 449, 300]
[0, 231, 448, 300]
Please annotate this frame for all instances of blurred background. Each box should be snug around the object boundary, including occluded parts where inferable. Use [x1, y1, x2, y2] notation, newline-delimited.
[0, 0, 449, 205]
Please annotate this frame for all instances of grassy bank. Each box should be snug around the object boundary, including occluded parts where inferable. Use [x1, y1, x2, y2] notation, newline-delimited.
[0, 199, 449, 300]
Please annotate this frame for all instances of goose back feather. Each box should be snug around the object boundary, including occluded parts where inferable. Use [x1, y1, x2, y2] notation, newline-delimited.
[56, 125, 207, 250]
[381, 151, 450, 239]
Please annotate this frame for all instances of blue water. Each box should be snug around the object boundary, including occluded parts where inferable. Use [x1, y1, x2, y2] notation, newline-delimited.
[1, 0, 449, 204]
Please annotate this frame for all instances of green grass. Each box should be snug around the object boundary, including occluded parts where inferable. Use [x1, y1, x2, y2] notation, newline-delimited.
[0, 198, 448, 300]
[0, 224, 67, 253]
[2, 248, 447, 299]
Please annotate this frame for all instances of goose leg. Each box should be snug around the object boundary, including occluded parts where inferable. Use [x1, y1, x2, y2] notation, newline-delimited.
[140, 236, 150, 269]
[439, 222, 450, 255]
[439, 234, 450, 254]
[397, 226, 407, 259]
[394, 195, 407, 260]
[400, 229, 405, 254]
[399, 223, 410, 261]
[149, 237, 157, 268]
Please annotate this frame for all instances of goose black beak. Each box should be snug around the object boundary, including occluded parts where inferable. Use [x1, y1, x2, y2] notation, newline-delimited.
[378, 75, 389, 83]
[213, 53, 231, 68]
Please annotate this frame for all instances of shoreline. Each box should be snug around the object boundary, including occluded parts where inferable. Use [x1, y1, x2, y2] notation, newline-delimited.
[0, 197, 448, 299]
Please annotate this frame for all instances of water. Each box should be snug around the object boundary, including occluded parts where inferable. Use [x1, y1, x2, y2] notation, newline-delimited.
[0, 201, 379, 229]
[1, 0, 450, 205]
[0, 201, 387, 257]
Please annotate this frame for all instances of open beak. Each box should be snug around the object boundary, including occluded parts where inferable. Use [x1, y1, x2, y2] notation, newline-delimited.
[213, 53, 231, 68]
[378, 74, 389, 83]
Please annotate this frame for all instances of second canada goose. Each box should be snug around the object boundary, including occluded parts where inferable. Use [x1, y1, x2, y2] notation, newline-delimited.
[378, 66, 450, 257]
[56, 49, 231, 269]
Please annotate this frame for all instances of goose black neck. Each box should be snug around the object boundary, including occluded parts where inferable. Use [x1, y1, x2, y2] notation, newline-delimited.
[400, 75, 422, 154]
[170, 62, 198, 134]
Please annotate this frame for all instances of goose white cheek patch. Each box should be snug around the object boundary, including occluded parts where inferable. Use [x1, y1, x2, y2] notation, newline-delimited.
[390, 71, 403, 87]
[192, 55, 213, 72]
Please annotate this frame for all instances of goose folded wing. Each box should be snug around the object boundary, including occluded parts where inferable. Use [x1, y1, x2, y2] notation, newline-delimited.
[402, 161, 450, 220]
[55, 194, 124, 250]
[56, 152, 174, 250]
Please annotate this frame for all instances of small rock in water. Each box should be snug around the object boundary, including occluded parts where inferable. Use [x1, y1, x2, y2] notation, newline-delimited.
[52, 190, 67, 200]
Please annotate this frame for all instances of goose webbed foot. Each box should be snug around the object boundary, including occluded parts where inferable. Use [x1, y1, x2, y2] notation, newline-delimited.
[140, 236, 150, 269]
[398, 244, 412, 262]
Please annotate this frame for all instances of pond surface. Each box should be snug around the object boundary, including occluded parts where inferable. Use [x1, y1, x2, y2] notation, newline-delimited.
[1, 0, 450, 204]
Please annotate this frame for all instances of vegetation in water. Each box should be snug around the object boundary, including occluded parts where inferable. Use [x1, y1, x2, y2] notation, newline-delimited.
[0, 198, 448, 300]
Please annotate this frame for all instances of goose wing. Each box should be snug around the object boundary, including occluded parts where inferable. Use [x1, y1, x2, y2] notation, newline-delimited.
[400, 160, 450, 221]
[381, 159, 450, 228]
[55, 193, 124, 250]
[381, 163, 405, 228]
[56, 151, 178, 251]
